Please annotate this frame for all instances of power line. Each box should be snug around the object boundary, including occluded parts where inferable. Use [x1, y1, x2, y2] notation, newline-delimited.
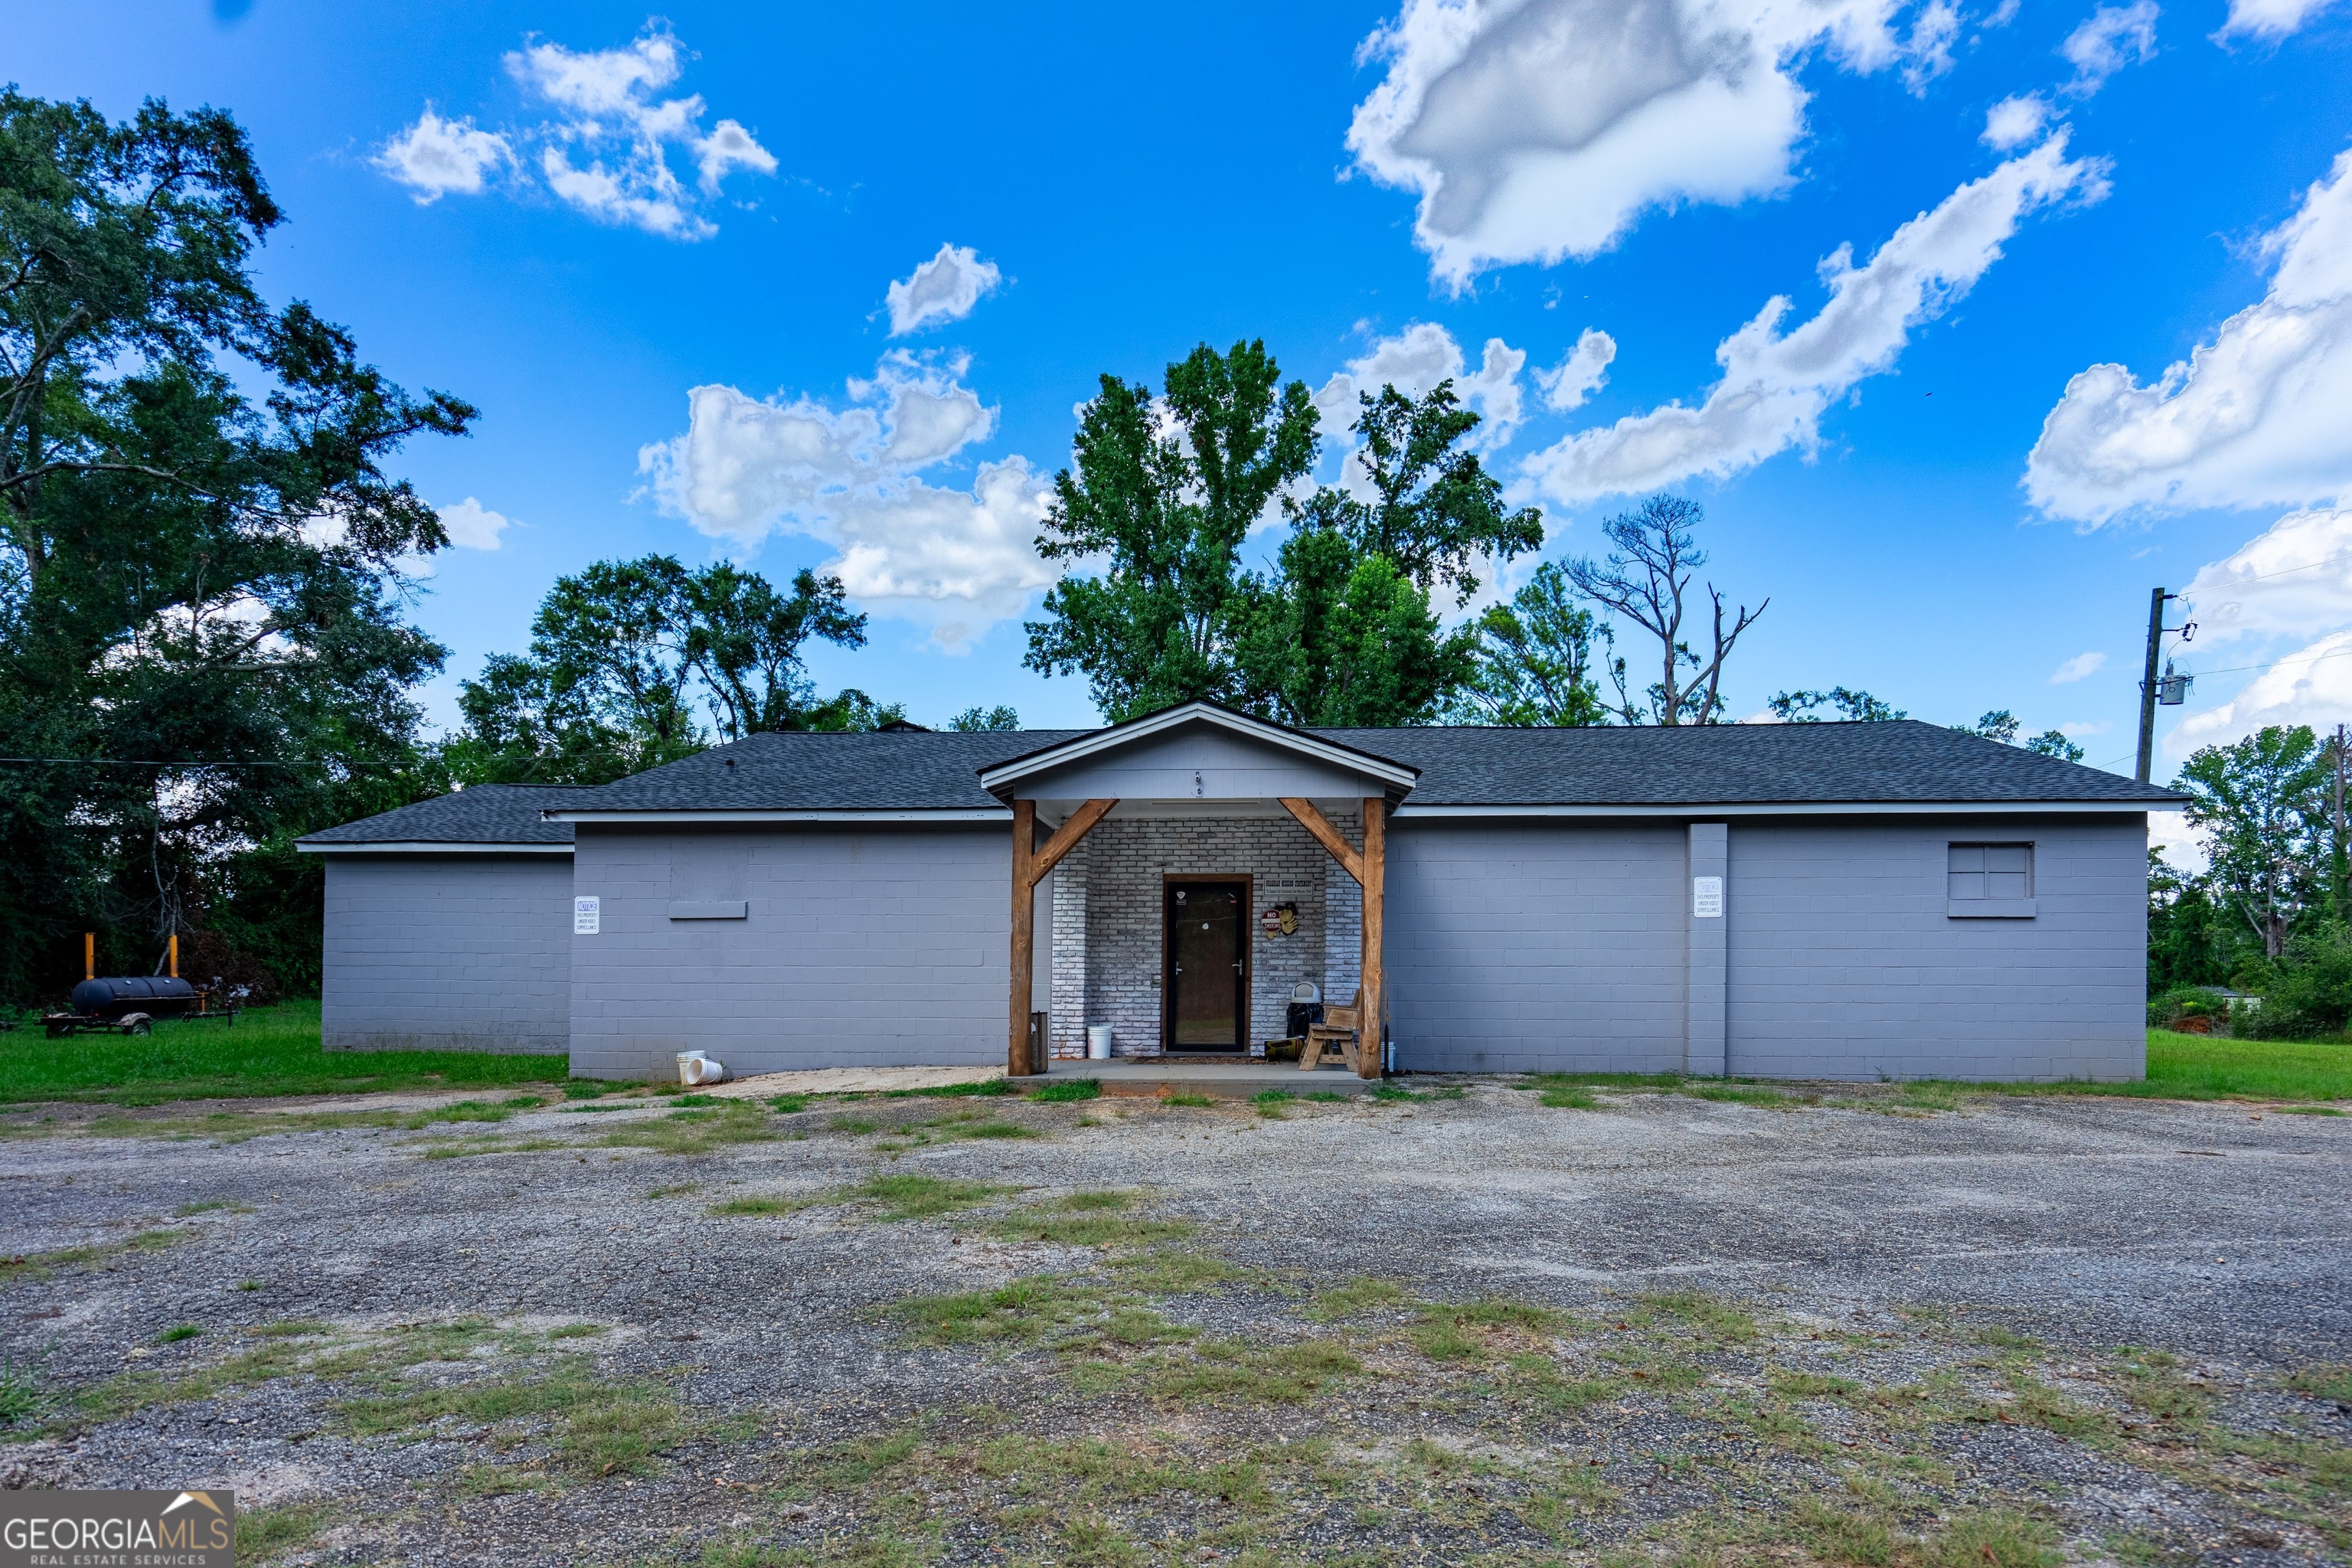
[2187, 548, 2352, 590]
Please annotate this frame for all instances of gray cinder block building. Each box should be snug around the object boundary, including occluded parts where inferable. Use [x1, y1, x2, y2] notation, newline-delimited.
[298, 702, 2181, 1083]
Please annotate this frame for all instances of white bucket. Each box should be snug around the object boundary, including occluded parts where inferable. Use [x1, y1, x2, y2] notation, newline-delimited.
[677, 1050, 727, 1086]
[1086, 1024, 1112, 1060]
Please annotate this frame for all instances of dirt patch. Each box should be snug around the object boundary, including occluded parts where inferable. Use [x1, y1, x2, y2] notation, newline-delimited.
[1, 1083, 2345, 1565]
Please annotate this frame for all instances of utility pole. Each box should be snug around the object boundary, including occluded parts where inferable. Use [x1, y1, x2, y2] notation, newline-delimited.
[2334, 724, 2347, 920]
[2135, 587, 2169, 784]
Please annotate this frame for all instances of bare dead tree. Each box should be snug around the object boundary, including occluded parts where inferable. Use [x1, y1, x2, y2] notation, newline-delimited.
[1564, 495, 1766, 725]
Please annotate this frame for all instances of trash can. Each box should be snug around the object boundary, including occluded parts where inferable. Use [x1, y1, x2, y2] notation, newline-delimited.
[1086, 1024, 1112, 1060]
[1285, 1000, 1324, 1040]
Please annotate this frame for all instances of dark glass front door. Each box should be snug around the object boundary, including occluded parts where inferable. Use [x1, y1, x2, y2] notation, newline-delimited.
[1165, 881, 1246, 1052]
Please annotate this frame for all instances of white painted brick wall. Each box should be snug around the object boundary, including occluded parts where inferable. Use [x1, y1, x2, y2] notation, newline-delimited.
[1047, 811, 1361, 1058]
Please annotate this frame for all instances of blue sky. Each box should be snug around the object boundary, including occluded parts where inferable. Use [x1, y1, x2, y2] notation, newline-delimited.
[19, 1, 2352, 793]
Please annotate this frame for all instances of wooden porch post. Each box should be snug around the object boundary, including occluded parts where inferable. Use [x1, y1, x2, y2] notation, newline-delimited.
[1008, 799, 1037, 1076]
[1278, 795, 1387, 1080]
[1359, 797, 1386, 1080]
[1008, 798, 1119, 1076]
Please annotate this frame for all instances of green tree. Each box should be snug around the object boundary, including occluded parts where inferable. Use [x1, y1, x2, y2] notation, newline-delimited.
[2146, 848, 2236, 995]
[448, 555, 877, 783]
[1451, 561, 1613, 726]
[1286, 381, 1542, 605]
[1235, 528, 1472, 727]
[1769, 688, 1906, 722]
[1566, 496, 1765, 725]
[0, 92, 473, 1001]
[1024, 341, 1318, 720]
[2175, 724, 2328, 959]
[948, 705, 1021, 731]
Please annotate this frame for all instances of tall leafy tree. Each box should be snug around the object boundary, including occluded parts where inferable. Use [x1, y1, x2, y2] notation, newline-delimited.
[1566, 496, 1765, 725]
[1770, 688, 1906, 722]
[2176, 724, 2328, 959]
[449, 554, 877, 784]
[1025, 341, 1319, 720]
[0, 92, 473, 1000]
[1234, 527, 1472, 727]
[1450, 561, 1613, 727]
[1288, 381, 1543, 605]
[1954, 709, 2086, 761]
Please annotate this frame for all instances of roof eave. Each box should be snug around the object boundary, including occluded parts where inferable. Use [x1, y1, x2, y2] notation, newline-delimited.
[977, 700, 1419, 800]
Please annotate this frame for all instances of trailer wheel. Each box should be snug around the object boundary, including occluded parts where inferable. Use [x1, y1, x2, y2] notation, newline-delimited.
[122, 1013, 152, 1036]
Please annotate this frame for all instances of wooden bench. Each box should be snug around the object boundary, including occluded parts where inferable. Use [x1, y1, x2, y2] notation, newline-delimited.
[1300, 988, 1364, 1073]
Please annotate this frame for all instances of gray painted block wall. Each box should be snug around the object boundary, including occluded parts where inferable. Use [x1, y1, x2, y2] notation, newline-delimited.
[321, 856, 572, 1054]
[1383, 812, 2146, 1081]
[1383, 820, 1690, 1074]
[1723, 815, 2146, 1081]
[566, 822, 1009, 1080]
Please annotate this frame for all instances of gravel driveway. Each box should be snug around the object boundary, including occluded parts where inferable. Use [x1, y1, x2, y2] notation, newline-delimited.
[1, 1080, 2345, 1566]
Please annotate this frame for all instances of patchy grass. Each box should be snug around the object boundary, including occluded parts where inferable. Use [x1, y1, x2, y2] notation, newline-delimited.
[1250, 1089, 1294, 1118]
[1160, 1092, 1216, 1108]
[1027, 1077, 1102, 1102]
[854, 1173, 1017, 1220]
[2, 1228, 184, 1289]
[885, 1079, 1017, 1099]
[336, 1357, 685, 1478]
[599, 1101, 777, 1155]
[0, 1000, 564, 1106]
[155, 1323, 203, 1344]
[235, 1501, 338, 1565]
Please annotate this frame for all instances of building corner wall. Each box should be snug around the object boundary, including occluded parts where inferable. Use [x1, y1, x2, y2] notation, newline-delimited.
[1686, 822, 1728, 1077]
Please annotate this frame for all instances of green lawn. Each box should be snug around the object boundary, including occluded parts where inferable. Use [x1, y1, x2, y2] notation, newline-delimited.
[2, 1008, 2345, 1110]
[1526, 1031, 2352, 1109]
[0, 1001, 566, 1106]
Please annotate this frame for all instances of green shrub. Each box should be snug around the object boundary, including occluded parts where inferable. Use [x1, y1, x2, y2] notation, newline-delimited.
[2148, 985, 2230, 1029]
[2246, 926, 2352, 1040]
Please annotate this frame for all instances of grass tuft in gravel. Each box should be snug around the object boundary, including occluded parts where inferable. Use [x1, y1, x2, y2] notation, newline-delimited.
[1027, 1077, 1102, 1102]
[854, 1173, 1017, 1220]
[599, 1100, 776, 1155]
[234, 1501, 338, 1566]
[335, 1357, 685, 1478]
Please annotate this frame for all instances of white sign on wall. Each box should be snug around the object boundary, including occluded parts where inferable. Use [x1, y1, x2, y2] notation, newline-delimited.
[1692, 877, 1723, 919]
[574, 896, 601, 935]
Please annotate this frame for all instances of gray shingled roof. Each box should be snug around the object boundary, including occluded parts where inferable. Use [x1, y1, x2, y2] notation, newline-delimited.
[532, 718, 2178, 816]
[299, 784, 585, 846]
[1311, 721, 2184, 806]
[554, 730, 1091, 813]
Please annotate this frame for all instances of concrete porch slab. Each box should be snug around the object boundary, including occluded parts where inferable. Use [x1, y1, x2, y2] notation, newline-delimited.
[1013, 1058, 1379, 1098]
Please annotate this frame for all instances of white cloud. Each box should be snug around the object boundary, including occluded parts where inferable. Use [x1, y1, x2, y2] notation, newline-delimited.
[1521, 135, 2102, 505]
[1314, 322, 1532, 449]
[2169, 626, 2352, 754]
[2148, 807, 2203, 871]
[2179, 507, 2352, 645]
[637, 354, 1054, 648]
[1981, 93, 2051, 150]
[1534, 328, 1617, 411]
[374, 108, 511, 202]
[2216, 0, 2344, 38]
[377, 26, 773, 239]
[2026, 149, 2352, 525]
[886, 243, 1004, 336]
[439, 498, 512, 550]
[1345, 0, 1959, 286]
[2050, 650, 2108, 683]
[2060, 2, 2158, 94]
[1903, 0, 1962, 90]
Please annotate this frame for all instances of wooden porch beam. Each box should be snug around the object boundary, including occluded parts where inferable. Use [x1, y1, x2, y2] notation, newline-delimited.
[1027, 797, 1117, 887]
[1277, 797, 1364, 886]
